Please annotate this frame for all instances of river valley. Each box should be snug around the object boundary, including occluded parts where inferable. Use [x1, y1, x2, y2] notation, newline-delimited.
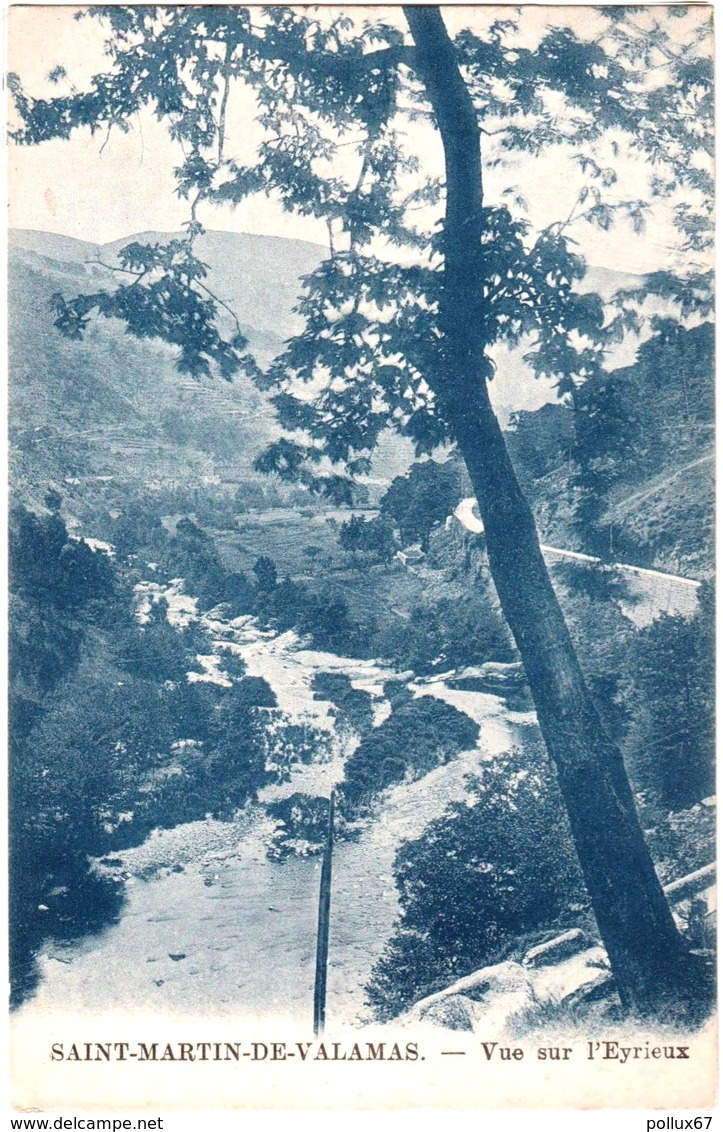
[18, 588, 533, 1027]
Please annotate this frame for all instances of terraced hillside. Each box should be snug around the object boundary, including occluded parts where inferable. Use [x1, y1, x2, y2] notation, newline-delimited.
[9, 228, 324, 511]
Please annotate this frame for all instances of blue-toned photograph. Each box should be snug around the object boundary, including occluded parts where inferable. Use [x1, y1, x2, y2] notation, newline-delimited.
[7, 3, 715, 1111]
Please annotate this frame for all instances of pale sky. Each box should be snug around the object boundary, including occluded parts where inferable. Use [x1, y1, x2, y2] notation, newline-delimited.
[7, 4, 713, 275]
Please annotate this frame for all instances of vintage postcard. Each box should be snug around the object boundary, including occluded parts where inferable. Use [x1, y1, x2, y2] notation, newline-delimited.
[7, 2, 716, 1114]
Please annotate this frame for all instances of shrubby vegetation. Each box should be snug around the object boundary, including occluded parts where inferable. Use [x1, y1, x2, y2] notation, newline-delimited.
[366, 738, 587, 1021]
[259, 719, 331, 784]
[11, 495, 117, 613]
[372, 590, 513, 674]
[575, 322, 713, 488]
[10, 445, 714, 1016]
[161, 518, 233, 609]
[507, 321, 714, 573]
[266, 793, 331, 859]
[338, 513, 397, 566]
[380, 459, 462, 552]
[341, 695, 480, 816]
[311, 672, 375, 737]
[624, 584, 715, 812]
[110, 501, 169, 563]
[295, 592, 371, 654]
[555, 562, 715, 814]
[365, 565, 715, 1020]
[9, 501, 281, 1004]
[506, 403, 575, 485]
[640, 803, 716, 891]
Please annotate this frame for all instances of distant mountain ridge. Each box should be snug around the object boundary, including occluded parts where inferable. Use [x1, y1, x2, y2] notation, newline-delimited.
[10, 227, 326, 364]
[9, 228, 331, 515]
[9, 226, 646, 517]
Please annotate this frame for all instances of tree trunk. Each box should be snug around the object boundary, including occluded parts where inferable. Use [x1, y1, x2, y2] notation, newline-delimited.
[403, 5, 700, 1018]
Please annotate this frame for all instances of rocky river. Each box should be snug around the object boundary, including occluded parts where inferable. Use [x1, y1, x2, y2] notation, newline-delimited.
[17, 583, 533, 1028]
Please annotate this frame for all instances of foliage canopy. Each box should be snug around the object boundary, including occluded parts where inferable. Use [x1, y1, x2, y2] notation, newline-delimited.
[9, 5, 713, 496]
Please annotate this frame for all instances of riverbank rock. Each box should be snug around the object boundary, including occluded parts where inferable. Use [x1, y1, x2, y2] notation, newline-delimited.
[401, 935, 613, 1036]
[402, 960, 537, 1036]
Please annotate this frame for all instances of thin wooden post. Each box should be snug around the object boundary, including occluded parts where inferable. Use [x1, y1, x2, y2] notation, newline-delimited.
[313, 789, 335, 1035]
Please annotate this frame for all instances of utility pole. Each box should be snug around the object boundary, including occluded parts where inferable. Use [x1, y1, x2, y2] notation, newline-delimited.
[313, 789, 335, 1035]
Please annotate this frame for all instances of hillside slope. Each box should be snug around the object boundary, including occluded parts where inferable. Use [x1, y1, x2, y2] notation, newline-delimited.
[507, 320, 714, 580]
[9, 228, 324, 510]
[14, 228, 695, 559]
